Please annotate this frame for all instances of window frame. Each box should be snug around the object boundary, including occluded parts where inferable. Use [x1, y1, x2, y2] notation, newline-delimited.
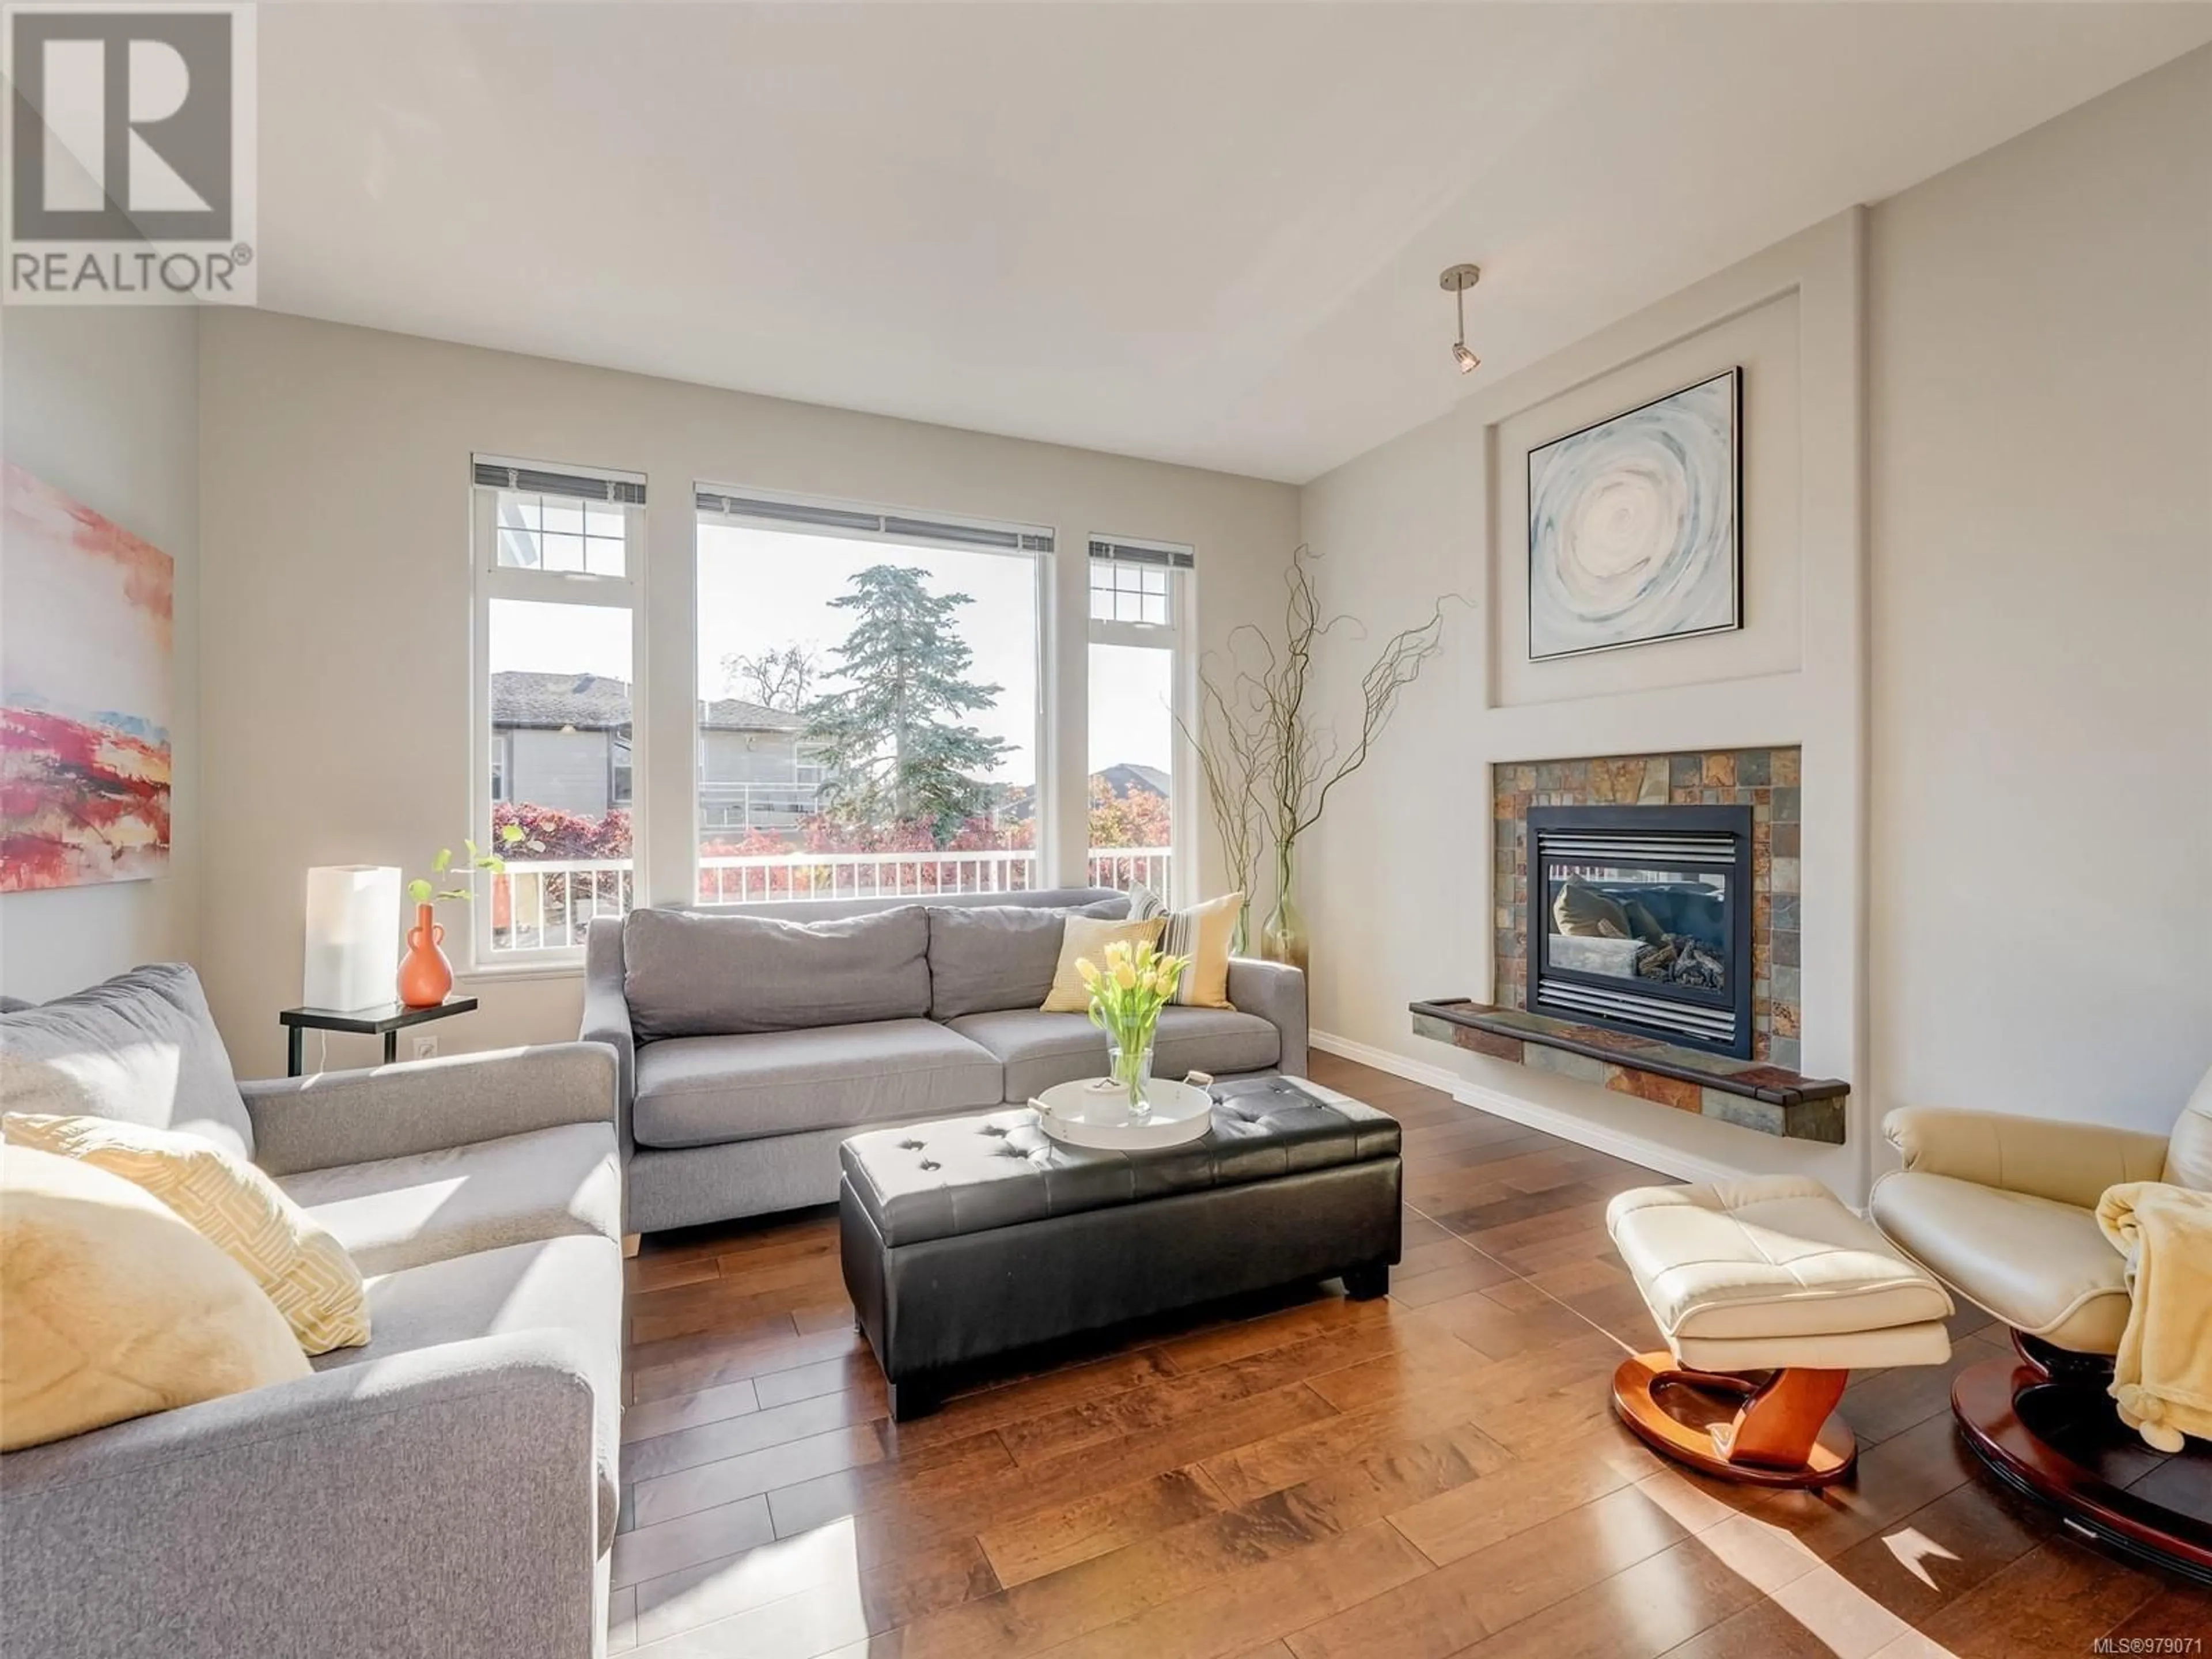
[1085, 536, 1195, 906]
[469, 469, 647, 973]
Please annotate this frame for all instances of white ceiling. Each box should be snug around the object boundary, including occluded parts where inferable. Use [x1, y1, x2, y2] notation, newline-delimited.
[256, 3, 2212, 484]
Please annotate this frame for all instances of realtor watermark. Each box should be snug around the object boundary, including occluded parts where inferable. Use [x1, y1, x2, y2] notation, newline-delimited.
[2, 2, 256, 303]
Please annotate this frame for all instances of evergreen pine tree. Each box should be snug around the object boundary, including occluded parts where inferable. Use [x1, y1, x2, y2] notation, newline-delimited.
[802, 565, 1008, 844]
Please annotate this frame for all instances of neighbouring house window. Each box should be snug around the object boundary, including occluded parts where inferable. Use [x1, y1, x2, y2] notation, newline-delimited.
[1086, 537, 1192, 901]
[610, 733, 634, 806]
[692, 486, 1048, 904]
[472, 456, 646, 964]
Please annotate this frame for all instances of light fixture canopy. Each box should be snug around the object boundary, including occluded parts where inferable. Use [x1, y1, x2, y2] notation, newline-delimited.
[1440, 262, 1482, 374]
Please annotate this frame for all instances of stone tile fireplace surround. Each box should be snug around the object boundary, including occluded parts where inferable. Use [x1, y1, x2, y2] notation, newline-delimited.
[1494, 747, 1804, 1070]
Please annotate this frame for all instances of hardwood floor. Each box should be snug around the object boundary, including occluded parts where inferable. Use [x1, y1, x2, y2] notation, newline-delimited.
[616, 1053, 2209, 1658]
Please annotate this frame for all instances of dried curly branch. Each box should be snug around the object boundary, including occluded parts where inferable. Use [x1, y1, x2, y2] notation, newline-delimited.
[1191, 546, 1463, 913]
[1176, 668, 1268, 920]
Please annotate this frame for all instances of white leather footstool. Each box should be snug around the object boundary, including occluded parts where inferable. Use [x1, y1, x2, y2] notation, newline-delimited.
[1607, 1175, 1955, 1487]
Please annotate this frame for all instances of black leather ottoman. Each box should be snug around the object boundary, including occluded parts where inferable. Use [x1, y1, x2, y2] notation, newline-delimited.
[838, 1075, 1403, 1419]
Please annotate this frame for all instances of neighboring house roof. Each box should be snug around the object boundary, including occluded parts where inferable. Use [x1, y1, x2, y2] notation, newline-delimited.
[1093, 762, 1170, 798]
[490, 671, 804, 733]
[699, 695, 806, 734]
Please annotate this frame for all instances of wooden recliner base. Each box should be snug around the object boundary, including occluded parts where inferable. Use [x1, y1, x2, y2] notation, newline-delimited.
[1950, 1334, 2212, 1587]
[1612, 1351, 1857, 1488]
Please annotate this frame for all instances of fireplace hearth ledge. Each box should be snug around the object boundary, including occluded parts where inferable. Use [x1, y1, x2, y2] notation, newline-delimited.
[1410, 997, 1847, 1145]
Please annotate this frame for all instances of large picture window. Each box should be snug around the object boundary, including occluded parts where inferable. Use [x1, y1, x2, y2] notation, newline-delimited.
[1086, 537, 1192, 899]
[471, 458, 646, 964]
[694, 488, 1046, 903]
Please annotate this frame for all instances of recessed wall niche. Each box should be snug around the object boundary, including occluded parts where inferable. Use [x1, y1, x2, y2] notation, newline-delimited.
[1493, 290, 1804, 709]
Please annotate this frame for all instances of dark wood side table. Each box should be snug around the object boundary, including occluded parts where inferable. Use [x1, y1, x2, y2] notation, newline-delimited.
[279, 997, 480, 1077]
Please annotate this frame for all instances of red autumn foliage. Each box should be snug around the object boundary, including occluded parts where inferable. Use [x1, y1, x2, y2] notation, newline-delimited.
[494, 801, 632, 859]
[1086, 782, 1172, 851]
[502, 779, 1168, 906]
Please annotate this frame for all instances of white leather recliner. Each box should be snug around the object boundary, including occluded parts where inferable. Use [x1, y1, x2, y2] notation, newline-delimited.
[1869, 1063, 2212, 1582]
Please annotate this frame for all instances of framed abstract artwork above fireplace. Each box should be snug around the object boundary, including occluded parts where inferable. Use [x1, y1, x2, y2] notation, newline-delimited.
[1526, 369, 1742, 661]
[1495, 747, 1801, 1067]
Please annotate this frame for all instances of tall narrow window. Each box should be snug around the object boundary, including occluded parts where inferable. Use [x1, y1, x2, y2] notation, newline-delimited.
[471, 457, 646, 964]
[694, 487, 1047, 904]
[1086, 537, 1192, 900]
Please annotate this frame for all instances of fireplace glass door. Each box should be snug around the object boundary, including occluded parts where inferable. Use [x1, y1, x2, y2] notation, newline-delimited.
[1546, 862, 1730, 991]
[1528, 805, 1753, 1056]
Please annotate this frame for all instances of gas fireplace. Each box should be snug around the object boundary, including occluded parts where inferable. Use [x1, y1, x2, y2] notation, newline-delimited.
[1527, 804, 1754, 1057]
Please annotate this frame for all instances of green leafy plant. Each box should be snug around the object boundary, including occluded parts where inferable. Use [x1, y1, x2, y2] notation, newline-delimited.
[407, 824, 537, 905]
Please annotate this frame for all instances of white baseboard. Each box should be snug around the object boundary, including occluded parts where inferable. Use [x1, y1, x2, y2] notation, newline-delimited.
[1309, 1028, 1744, 1188]
[1308, 1029, 1467, 1096]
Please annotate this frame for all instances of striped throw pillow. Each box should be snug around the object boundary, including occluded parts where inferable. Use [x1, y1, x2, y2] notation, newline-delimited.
[1127, 886, 1243, 1010]
[3, 1111, 370, 1355]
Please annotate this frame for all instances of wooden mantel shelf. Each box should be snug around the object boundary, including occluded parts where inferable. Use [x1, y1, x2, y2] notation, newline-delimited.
[1410, 998, 1849, 1145]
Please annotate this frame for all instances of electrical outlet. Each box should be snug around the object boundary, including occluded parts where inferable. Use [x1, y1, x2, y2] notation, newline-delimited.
[411, 1035, 440, 1061]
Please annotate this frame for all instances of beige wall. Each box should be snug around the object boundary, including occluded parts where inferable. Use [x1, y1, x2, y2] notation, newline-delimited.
[1867, 46, 2212, 1138]
[197, 312, 1298, 1075]
[1297, 45, 2212, 1193]
[0, 308, 201, 1001]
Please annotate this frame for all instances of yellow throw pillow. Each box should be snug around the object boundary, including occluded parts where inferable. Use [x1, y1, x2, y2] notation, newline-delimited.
[1, 1144, 310, 1450]
[1131, 889, 1243, 1010]
[3, 1112, 370, 1355]
[1041, 915, 1166, 1013]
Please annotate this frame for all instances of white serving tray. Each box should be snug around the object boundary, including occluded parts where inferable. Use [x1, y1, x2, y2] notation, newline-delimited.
[1031, 1075, 1214, 1150]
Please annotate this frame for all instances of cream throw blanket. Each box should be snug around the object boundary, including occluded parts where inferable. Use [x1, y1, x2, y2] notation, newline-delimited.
[2096, 1181, 2212, 1453]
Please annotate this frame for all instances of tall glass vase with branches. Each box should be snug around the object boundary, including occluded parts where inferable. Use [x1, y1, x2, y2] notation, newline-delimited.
[1186, 545, 1457, 974]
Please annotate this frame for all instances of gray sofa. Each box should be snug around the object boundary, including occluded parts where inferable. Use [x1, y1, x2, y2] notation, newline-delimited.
[582, 887, 1308, 1234]
[0, 965, 623, 1659]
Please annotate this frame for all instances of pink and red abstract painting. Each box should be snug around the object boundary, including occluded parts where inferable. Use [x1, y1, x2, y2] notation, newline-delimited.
[1, 463, 173, 891]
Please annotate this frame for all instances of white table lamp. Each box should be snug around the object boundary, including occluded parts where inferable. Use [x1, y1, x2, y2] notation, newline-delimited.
[303, 865, 402, 1012]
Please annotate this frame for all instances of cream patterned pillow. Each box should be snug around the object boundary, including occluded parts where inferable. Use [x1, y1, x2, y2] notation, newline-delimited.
[2, 1144, 310, 1450]
[1127, 886, 1243, 1010]
[3, 1112, 370, 1355]
[1040, 915, 1166, 1013]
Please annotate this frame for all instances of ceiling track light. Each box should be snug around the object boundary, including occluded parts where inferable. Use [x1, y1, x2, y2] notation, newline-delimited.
[1440, 263, 1482, 374]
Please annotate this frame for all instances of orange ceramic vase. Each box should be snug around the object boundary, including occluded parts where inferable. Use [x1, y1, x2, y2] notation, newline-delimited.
[397, 903, 453, 1009]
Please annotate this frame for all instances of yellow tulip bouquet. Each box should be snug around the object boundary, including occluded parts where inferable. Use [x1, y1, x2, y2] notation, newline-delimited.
[1077, 938, 1190, 1111]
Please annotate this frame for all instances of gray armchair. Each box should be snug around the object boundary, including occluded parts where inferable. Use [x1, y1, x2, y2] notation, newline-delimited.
[0, 966, 623, 1659]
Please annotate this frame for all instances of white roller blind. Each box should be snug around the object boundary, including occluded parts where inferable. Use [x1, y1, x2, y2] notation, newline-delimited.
[1088, 536, 1194, 569]
[472, 454, 646, 505]
[696, 486, 1052, 554]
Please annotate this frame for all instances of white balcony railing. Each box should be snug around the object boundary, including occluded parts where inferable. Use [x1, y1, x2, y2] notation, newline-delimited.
[486, 849, 1173, 955]
[1085, 847, 1172, 895]
[699, 849, 1039, 905]
[489, 859, 636, 955]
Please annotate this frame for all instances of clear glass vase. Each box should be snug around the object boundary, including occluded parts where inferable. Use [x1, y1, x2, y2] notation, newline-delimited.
[1108, 1041, 1155, 1116]
[1260, 843, 1310, 974]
